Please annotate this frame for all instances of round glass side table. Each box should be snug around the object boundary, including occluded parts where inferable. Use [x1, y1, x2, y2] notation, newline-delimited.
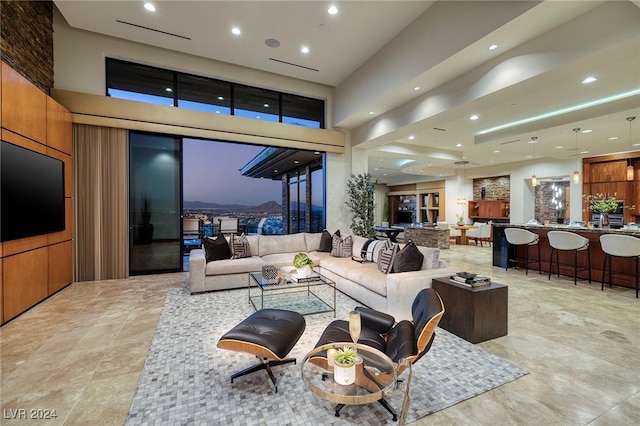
[301, 342, 412, 424]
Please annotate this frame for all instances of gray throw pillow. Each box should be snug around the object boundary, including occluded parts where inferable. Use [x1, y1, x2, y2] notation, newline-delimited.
[231, 233, 251, 259]
[331, 234, 352, 257]
[392, 241, 424, 273]
[377, 239, 399, 274]
[203, 235, 230, 262]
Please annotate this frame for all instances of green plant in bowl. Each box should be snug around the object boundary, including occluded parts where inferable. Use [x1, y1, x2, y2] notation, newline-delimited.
[293, 252, 315, 270]
[334, 346, 356, 366]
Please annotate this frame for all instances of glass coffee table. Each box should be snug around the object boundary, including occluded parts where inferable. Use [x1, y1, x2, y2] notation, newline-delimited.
[301, 342, 412, 424]
[248, 271, 336, 317]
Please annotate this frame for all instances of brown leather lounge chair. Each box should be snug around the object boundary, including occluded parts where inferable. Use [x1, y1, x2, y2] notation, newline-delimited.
[312, 288, 444, 420]
[217, 309, 306, 393]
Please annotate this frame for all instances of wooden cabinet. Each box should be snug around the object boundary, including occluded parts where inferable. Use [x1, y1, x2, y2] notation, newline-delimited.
[387, 180, 446, 225]
[468, 200, 510, 221]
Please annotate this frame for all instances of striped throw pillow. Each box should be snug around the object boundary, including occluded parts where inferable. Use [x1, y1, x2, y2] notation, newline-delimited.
[377, 239, 399, 274]
[361, 239, 382, 262]
[331, 234, 353, 257]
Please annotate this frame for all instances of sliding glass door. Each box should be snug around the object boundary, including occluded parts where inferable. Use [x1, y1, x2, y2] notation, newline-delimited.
[129, 132, 182, 274]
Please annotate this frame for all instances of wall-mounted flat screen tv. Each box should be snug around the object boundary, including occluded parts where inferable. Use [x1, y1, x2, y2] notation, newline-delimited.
[0, 140, 65, 242]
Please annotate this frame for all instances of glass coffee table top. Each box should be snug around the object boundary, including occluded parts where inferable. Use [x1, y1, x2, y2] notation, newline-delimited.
[248, 271, 336, 317]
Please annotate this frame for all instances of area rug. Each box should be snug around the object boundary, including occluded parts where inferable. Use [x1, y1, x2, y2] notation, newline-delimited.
[127, 287, 527, 425]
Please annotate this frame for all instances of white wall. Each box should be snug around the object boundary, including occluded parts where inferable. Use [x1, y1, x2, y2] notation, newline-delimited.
[53, 9, 353, 233]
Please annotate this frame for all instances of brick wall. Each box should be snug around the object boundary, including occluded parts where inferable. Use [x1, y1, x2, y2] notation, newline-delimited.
[0, 0, 54, 94]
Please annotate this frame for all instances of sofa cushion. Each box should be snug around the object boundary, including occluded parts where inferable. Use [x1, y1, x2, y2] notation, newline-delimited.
[304, 232, 322, 253]
[205, 256, 265, 275]
[203, 235, 231, 262]
[258, 233, 307, 257]
[417, 246, 441, 270]
[231, 233, 251, 259]
[331, 234, 353, 257]
[319, 229, 340, 252]
[377, 239, 399, 274]
[345, 263, 388, 297]
[392, 241, 424, 273]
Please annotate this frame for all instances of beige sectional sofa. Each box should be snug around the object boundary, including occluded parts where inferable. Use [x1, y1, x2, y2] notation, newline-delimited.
[188, 232, 454, 320]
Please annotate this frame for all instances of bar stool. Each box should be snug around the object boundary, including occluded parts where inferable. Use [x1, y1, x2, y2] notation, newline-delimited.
[600, 234, 640, 298]
[504, 228, 541, 274]
[547, 231, 591, 285]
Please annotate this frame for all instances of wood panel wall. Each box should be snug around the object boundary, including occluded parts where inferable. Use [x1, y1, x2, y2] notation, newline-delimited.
[0, 61, 73, 324]
[582, 153, 640, 223]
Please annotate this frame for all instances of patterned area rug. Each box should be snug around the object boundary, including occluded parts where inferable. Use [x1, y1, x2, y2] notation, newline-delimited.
[127, 287, 527, 425]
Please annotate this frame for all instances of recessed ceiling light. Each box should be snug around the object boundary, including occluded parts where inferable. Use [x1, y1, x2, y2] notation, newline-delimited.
[580, 150, 590, 154]
[301, 46, 309, 54]
[231, 27, 241, 35]
[633, 143, 640, 146]
[526, 155, 532, 158]
[263, 103, 270, 108]
[217, 96, 224, 100]
[470, 114, 479, 120]
[369, 111, 374, 115]
[294, 160, 299, 164]
[456, 143, 462, 147]
[608, 136, 619, 141]
[328, 5, 338, 15]
[581, 129, 592, 133]
[582, 76, 597, 84]
[314, 151, 320, 155]
[554, 145, 564, 149]
[165, 87, 172, 92]
[489, 44, 498, 50]
[408, 135, 415, 140]
[494, 150, 500, 153]
[274, 169, 278, 173]
[144, 3, 156, 12]
[414, 86, 420, 91]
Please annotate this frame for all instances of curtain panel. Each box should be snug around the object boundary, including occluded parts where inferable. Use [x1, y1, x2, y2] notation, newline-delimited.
[73, 124, 128, 281]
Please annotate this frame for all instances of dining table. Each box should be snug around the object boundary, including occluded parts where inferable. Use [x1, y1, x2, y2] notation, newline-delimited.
[449, 224, 478, 245]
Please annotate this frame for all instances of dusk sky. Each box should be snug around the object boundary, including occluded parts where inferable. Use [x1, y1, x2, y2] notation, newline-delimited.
[183, 138, 281, 206]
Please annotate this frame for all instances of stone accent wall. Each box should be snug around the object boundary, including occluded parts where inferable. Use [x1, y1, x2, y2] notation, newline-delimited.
[0, 0, 54, 94]
[535, 181, 570, 224]
[472, 176, 510, 200]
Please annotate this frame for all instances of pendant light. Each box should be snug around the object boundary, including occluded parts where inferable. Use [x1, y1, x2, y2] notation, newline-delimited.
[627, 116, 636, 181]
[572, 128, 580, 184]
[530, 136, 537, 187]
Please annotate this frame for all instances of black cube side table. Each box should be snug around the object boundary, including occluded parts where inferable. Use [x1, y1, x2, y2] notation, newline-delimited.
[432, 277, 508, 343]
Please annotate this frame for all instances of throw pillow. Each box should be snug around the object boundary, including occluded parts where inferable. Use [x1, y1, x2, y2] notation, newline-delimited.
[202, 235, 231, 262]
[231, 233, 251, 259]
[331, 234, 352, 257]
[360, 238, 382, 262]
[319, 229, 340, 252]
[377, 239, 399, 274]
[391, 241, 424, 273]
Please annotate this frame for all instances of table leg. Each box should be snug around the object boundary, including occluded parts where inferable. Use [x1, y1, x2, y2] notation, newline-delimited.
[459, 229, 468, 245]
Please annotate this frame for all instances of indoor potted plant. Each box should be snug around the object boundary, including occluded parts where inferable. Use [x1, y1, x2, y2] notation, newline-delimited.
[345, 173, 377, 238]
[555, 205, 566, 224]
[456, 214, 465, 226]
[333, 346, 357, 385]
[293, 252, 315, 278]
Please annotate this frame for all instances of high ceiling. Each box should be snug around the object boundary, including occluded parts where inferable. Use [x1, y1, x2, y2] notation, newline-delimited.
[54, 0, 640, 185]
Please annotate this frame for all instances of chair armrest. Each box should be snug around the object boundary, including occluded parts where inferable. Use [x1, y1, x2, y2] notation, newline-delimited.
[355, 306, 395, 334]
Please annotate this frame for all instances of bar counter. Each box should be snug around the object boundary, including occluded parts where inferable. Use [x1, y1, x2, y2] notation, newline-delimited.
[403, 226, 450, 249]
[493, 224, 640, 290]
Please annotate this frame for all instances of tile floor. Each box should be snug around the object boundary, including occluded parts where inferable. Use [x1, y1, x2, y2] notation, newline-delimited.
[1, 244, 639, 425]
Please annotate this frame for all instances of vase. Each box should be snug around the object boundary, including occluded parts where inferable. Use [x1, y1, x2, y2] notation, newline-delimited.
[296, 264, 313, 278]
[333, 361, 356, 385]
[600, 213, 609, 228]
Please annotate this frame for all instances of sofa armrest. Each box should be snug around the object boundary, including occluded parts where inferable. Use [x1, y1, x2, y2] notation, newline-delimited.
[385, 268, 455, 321]
[188, 249, 206, 294]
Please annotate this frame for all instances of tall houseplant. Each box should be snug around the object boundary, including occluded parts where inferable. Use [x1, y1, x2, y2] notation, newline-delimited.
[345, 173, 376, 238]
